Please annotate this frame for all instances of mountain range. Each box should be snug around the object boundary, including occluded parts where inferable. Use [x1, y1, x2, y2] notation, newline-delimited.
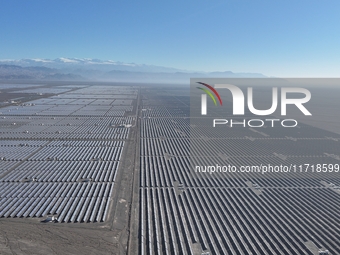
[0, 58, 266, 83]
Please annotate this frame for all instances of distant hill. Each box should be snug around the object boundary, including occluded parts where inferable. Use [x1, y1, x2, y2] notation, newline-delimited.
[0, 58, 266, 82]
[0, 58, 184, 73]
[0, 64, 84, 80]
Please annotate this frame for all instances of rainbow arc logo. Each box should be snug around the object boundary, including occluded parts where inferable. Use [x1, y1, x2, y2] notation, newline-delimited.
[197, 82, 223, 115]
[196, 82, 223, 106]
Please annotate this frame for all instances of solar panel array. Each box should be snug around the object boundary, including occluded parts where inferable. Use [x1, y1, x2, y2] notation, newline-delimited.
[0, 84, 137, 223]
[137, 88, 340, 255]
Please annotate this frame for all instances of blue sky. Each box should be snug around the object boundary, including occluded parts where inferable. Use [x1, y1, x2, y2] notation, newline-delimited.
[1, 0, 340, 76]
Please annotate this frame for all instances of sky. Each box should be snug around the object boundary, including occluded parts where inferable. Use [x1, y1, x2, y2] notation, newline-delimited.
[1, 0, 340, 77]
